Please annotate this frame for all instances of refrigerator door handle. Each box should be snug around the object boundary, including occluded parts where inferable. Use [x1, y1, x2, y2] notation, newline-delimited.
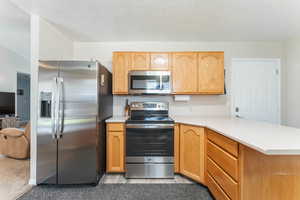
[51, 77, 58, 139]
[58, 77, 64, 138]
[100, 74, 105, 86]
[54, 77, 61, 139]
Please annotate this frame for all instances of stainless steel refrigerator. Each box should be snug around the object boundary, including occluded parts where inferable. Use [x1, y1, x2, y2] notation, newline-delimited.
[37, 60, 112, 185]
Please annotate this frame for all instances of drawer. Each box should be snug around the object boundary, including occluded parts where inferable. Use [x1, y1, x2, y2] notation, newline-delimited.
[107, 123, 124, 132]
[207, 141, 238, 181]
[206, 173, 231, 200]
[207, 157, 238, 200]
[126, 164, 174, 178]
[207, 129, 238, 157]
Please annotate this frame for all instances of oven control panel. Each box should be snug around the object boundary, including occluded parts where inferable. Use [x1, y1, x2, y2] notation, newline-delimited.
[130, 102, 168, 111]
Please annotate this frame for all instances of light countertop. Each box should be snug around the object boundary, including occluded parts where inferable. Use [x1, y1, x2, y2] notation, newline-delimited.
[106, 116, 127, 122]
[106, 116, 300, 155]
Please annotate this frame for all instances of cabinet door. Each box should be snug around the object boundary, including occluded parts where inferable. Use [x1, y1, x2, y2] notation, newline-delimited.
[131, 52, 150, 70]
[150, 53, 170, 70]
[174, 124, 180, 173]
[107, 131, 125, 172]
[112, 52, 131, 94]
[198, 52, 224, 94]
[172, 52, 198, 93]
[180, 125, 205, 183]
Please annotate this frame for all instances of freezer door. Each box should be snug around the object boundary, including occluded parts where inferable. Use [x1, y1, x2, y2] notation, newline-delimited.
[37, 61, 59, 184]
[57, 61, 98, 184]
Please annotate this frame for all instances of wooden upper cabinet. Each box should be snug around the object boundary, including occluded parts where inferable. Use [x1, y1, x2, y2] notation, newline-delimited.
[112, 51, 225, 95]
[131, 52, 150, 70]
[172, 52, 198, 94]
[198, 52, 224, 94]
[112, 52, 131, 94]
[150, 53, 170, 70]
[180, 125, 205, 183]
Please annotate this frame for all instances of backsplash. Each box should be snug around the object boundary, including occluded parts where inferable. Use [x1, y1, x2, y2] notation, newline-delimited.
[113, 95, 230, 117]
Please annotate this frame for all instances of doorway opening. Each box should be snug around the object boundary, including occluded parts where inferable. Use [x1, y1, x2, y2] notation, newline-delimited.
[17, 72, 30, 125]
[231, 59, 281, 124]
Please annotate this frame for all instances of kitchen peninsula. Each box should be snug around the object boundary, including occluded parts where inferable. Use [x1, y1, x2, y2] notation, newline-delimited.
[106, 116, 300, 200]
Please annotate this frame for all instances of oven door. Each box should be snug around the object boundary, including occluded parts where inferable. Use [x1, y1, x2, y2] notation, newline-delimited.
[128, 71, 171, 94]
[126, 123, 174, 178]
[126, 124, 174, 158]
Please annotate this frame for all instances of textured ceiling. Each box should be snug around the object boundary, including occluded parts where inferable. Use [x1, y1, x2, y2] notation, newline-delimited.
[11, 0, 300, 42]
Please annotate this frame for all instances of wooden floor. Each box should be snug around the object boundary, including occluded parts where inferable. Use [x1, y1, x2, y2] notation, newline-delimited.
[0, 156, 31, 200]
[100, 174, 195, 184]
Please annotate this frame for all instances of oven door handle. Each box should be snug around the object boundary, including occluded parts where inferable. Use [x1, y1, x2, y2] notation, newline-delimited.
[126, 124, 174, 129]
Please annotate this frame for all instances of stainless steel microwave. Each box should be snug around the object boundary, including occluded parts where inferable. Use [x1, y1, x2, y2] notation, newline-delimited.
[128, 71, 172, 94]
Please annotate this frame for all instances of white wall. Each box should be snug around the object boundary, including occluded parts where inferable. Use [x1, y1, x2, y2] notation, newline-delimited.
[39, 19, 74, 60]
[0, 46, 30, 92]
[73, 41, 283, 117]
[30, 15, 74, 185]
[283, 37, 300, 128]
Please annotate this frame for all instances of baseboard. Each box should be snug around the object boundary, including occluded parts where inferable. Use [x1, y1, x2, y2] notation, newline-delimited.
[28, 178, 36, 185]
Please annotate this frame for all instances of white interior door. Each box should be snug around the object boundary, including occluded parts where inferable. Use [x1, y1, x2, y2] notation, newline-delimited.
[231, 59, 280, 124]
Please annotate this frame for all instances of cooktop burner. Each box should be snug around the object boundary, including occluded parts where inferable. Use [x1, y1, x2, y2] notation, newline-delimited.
[126, 116, 174, 124]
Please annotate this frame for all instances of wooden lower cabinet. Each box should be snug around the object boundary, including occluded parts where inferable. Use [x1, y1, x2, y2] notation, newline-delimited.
[106, 123, 125, 172]
[206, 129, 239, 200]
[207, 157, 238, 200]
[105, 122, 300, 200]
[179, 124, 205, 183]
[206, 173, 231, 200]
[207, 141, 239, 181]
[207, 128, 238, 157]
[239, 145, 300, 200]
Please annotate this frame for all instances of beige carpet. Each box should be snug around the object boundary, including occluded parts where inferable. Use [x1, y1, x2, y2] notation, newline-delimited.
[0, 156, 31, 200]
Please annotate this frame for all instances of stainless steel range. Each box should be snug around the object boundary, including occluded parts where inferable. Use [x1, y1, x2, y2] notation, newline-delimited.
[125, 102, 174, 178]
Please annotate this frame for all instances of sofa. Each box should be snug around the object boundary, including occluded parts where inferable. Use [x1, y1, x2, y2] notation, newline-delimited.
[0, 123, 30, 159]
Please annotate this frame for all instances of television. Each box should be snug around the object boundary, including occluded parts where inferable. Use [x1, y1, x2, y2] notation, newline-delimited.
[0, 92, 15, 116]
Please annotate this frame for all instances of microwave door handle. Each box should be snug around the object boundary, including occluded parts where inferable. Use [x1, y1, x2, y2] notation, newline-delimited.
[159, 75, 163, 90]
